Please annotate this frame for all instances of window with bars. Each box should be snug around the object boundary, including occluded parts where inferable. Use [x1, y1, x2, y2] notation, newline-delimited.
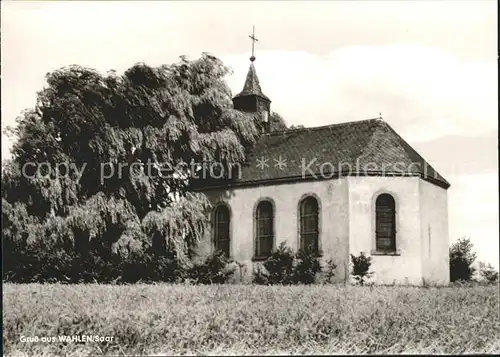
[255, 200, 274, 258]
[214, 205, 230, 257]
[299, 196, 319, 254]
[375, 193, 396, 252]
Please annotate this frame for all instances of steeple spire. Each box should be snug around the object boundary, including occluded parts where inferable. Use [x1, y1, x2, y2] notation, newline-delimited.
[234, 26, 269, 101]
[234, 63, 270, 100]
[233, 26, 272, 132]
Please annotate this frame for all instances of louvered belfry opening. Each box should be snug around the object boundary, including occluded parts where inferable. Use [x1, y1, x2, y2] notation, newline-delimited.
[255, 201, 274, 258]
[375, 193, 396, 252]
[214, 205, 230, 257]
[300, 196, 319, 254]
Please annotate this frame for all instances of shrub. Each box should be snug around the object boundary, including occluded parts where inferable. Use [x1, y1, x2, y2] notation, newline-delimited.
[120, 247, 188, 284]
[350, 252, 373, 285]
[68, 251, 120, 284]
[260, 242, 296, 285]
[324, 259, 338, 284]
[293, 247, 322, 284]
[479, 262, 499, 283]
[252, 263, 270, 285]
[188, 250, 236, 284]
[449, 237, 477, 282]
[253, 242, 323, 285]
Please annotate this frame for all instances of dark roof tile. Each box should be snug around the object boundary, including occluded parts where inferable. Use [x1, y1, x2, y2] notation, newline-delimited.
[196, 118, 450, 190]
[233, 63, 270, 101]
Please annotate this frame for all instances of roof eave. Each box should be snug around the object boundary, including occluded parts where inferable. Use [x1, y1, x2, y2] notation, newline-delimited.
[191, 171, 450, 192]
[233, 92, 271, 101]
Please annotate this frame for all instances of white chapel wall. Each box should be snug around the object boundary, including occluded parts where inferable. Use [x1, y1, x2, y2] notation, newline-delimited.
[419, 179, 450, 285]
[347, 176, 423, 285]
[198, 175, 450, 285]
[199, 178, 350, 282]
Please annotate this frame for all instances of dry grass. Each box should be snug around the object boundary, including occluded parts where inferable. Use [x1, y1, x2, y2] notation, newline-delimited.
[3, 283, 500, 356]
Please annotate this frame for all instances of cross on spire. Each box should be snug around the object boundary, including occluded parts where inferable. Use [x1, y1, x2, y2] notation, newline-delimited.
[249, 25, 258, 62]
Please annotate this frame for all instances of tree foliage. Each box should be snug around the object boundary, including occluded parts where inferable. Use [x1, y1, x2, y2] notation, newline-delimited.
[269, 112, 288, 132]
[2, 53, 261, 282]
[449, 237, 477, 282]
[479, 262, 499, 283]
[269, 111, 304, 132]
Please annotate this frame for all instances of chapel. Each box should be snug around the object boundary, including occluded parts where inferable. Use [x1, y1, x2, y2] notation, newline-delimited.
[195, 39, 450, 285]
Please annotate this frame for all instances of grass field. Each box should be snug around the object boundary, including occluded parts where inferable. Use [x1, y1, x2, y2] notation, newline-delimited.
[3, 283, 500, 356]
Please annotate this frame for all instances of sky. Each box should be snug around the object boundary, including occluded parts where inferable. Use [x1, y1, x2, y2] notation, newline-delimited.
[1, 1, 498, 268]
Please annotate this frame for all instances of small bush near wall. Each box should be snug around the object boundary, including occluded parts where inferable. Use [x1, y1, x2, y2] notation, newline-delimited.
[322, 259, 338, 284]
[188, 250, 237, 284]
[253, 242, 323, 285]
[293, 247, 322, 284]
[350, 252, 373, 286]
[252, 263, 270, 285]
[262, 242, 296, 284]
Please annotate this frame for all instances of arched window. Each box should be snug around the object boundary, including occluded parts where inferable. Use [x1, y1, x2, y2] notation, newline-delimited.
[214, 204, 230, 257]
[255, 200, 274, 258]
[299, 196, 320, 254]
[375, 193, 396, 252]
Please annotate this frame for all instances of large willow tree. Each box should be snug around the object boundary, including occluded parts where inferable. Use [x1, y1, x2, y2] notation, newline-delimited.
[2, 53, 260, 273]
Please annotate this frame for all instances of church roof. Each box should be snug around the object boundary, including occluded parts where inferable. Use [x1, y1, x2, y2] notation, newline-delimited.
[198, 118, 450, 190]
[233, 63, 270, 101]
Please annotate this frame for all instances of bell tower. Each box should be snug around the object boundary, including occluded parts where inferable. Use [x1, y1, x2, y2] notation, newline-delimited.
[232, 26, 271, 132]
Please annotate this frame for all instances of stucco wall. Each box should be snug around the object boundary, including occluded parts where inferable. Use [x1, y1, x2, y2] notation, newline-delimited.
[419, 179, 450, 285]
[347, 176, 423, 285]
[197, 175, 449, 286]
[198, 178, 350, 282]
